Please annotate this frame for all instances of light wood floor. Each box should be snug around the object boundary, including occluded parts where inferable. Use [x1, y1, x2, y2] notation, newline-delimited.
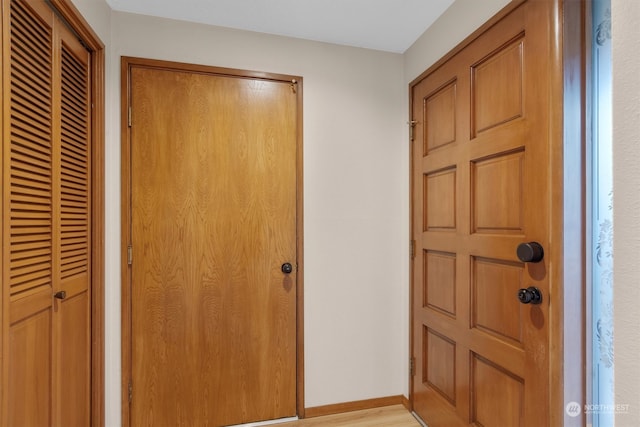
[277, 405, 423, 427]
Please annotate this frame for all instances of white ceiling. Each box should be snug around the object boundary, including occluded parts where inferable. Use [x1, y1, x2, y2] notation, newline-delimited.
[104, 0, 455, 53]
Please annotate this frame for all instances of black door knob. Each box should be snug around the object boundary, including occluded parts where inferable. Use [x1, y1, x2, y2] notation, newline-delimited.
[54, 291, 67, 300]
[517, 287, 542, 304]
[281, 263, 293, 274]
[516, 242, 544, 263]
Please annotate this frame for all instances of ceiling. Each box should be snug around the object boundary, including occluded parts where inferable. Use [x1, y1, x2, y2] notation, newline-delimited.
[104, 0, 455, 53]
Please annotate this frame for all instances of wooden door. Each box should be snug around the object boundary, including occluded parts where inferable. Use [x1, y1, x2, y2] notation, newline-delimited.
[410, 1, 562, 426]
[2, 0, 92, 426]
[123, 59, 301, 427]
[56, 18, 92, 427]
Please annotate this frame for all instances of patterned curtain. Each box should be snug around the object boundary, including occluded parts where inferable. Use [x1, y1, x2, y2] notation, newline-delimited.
[590, 0, 613, 425]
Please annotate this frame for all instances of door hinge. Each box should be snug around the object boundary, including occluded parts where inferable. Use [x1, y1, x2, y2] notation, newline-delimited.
[408, 120, 418, 141]
[128, 381, 133, 403]
[410, 240, 416, 259]
[127, 244, 133, 266]
[410, 357, 416, 377]
[128, 106, 132, 127]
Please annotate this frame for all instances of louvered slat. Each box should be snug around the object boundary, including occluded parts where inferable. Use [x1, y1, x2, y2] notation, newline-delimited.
[9, 0, 53, 296]
[60, 43, 90, 280]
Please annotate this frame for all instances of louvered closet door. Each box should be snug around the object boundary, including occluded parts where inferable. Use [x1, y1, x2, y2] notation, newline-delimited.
[56, 18, 92, 427]
[6, 2, 56, 425]
[3, 1, 91, 425]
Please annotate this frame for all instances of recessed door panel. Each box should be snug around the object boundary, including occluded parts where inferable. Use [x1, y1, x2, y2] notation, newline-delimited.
[424, 251, 456, 317]
[472, 39, 524, 135]
[424, 81, 457, 153]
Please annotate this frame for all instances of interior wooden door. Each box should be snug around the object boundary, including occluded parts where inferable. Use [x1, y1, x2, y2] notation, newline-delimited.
[2, 0, 92, 426]
[124, 60, 300, 426]
[410, 1, 561, 426]
[55, 17, 92, 427]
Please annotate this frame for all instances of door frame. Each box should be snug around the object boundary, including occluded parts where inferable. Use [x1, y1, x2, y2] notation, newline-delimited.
[119, 57, 305, 426]
[1, 1, 106, 425]
[407, 0, 586, 424]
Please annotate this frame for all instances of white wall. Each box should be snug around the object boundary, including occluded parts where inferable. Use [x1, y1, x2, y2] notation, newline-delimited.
[71, 0, 111, 41]
[613, 0, 640, 424]
[403, 0, 510, 83]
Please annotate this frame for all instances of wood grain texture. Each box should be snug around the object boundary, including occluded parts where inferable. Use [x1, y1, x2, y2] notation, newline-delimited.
[410, 1, 562, 426]
[47, 1, 108, 424]
[8, 309, 53, 427]
[55, 20, 92, 427]
[424, 251, 456, 316]
[423, 168, 456, 230]
[424, 328, 456, 404]
[472, 150, 524, 233]
[1, 1, 95, 425]
[472, 257, 523, 344]
[128, 63, 299, 426]
[425, 81, 456, 154]
[58, 291, 90, 426]
[472, 38, 524, 134]
[4, 2, 55, 426]
[284, 405, 420, 427]
[304, 396, 408, 419]
[8, 0, 54, 300]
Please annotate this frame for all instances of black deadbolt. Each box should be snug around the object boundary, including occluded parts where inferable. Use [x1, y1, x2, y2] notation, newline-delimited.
[516, 242, 544, 263]
[517, 287, 542, 305]
[281, 263, 293, 274]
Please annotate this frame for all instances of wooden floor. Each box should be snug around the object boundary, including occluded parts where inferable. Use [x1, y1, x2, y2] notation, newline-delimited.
[277, 405, 423, 427]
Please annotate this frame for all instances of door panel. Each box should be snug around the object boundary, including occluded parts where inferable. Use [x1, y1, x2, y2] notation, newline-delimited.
[6, 1, 55, 425]
[127, 62, 300, 426]
[8, 309, 53, 426]
[411, 2, 559, 425]
[58, 291, 90, 426]
[57, 22, 92, 427]
[2, 1, 92, 425]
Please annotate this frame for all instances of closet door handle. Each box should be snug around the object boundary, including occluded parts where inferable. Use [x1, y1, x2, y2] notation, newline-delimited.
[54, 291, 67, 300]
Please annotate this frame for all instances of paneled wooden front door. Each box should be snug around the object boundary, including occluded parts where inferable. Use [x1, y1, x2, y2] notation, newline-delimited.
[410, 1, 564, 425]
[122, 59, 302, 427]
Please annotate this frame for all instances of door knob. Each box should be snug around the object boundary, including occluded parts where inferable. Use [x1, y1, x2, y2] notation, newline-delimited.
[54, 291, 67, 300]
[516, 242, 544, 263]
[517, 287, 542, 304]
[281, 263, 293, 274]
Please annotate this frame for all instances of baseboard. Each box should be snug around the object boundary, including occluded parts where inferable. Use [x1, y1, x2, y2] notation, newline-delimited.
[305, 395, 409, 418]
[401, 394, 410, 410]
